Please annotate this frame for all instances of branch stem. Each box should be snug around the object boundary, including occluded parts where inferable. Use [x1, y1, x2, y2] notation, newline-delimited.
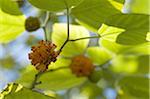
[42, 11, 50, 41]
[30, 72, 42, 89]
[59, 7, 70, 53]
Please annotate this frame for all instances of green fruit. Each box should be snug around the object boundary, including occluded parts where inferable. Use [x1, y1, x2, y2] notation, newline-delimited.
[88, 69, 102, 83]
[25, 16, 40, 32]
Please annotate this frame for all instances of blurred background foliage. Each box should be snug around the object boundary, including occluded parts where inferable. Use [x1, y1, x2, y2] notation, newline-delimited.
[0, 0, 149, 99]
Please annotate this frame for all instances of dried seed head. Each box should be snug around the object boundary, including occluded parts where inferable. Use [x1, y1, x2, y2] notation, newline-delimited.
[70, 55, 95, 77]
[25, 16, 40, 32]
[28, 40, 59, 72]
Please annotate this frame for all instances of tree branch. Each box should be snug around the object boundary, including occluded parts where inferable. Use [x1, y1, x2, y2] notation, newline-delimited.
[59, 7, 70, 53]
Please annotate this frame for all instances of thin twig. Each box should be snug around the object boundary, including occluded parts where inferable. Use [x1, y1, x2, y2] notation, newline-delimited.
[59, 7, 70, 53]
[30, 72, 42, 89]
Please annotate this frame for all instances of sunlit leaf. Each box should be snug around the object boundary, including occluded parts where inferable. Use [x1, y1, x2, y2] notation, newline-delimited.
[113, 0, 125, 4]
[111, 55, 138, 73]
[71, 0, 122, 32]
[100, 39, 150, 55]
[28, 0, 84, 12]
[118, 75, 149, 98]
[80, 82, 102, 99]
[0, 10, 25, 43]
[136, 55, 149, 74]
[103, 14, 149, 45]
[0, 83, 53, 99]
[16, 65, 37, 88]
[36, 69, 86, 91]
[125, 0, 149, 15]
[16, 57, 71, 87]
[108, 0, 124, 11]
[0, 0, 22, 15]
[52, 23, 89, 57]
[48, 58, 71, 69]
[86, 47, 112, 65]
[16, 66, 86, 91]
[111, 55, 150, 74]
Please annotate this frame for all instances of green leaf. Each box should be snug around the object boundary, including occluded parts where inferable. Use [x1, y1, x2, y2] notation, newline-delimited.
[16, 65, 86, 91]
[111, 55, 150, 74]
[86, 47, 112, 65]
[52, 23, 89, 57]
[118, 75, 149, 98]
[48, 58, 71, 69]
[123, 42, 150, 55]
[136, 55, 149, 74]
[100, 39, 130, 54]
[0, 83, 53, 99]
[125, 0, 150, 15]
[111, 55, 138, 73]
[108, 0, 124, 11]
[80, 82, 102, 99]
[71, 0, 122, 32]
[28, 0, 84, 12]
[100, 39, 150, 55]
[0, 9, 25, 43]
[0, 0, 22, 15]
[36, 69, 86, 91]
[16, 58, 71, 87]
[16, 65, 38, 88]
[103, 14, 149, 45]
[98, 24, 125, 42]
[113, 0, 125, 4]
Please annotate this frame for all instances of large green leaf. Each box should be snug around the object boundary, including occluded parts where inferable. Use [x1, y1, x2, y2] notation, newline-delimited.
[0, 83, 53, 99]
[16, 58, 71, 87]
[111, 55, 149, 74]
[28, 0, 84, 12]
[100, 39, 130, 54]
[16, 65, 86, 91]
[16, 65, 38, 88]
[86, 47, 112, 65]
[111, 55, 138, 73]
[136, 55, 149, 74]
[0, 0, 22, 15]
[103, 14, 149, 45]
[71, 0, 123, 32]
[0, 9, 25, 43]
[36, 69, 86, 91]
[100, 39, 150, 55]
[52, 23, 89, 57]
[118, 76, 149, 98]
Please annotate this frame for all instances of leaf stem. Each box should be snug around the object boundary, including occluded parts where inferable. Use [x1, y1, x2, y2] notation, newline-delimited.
[42, 11, 50, 41]
[42, 27, 48, 41]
